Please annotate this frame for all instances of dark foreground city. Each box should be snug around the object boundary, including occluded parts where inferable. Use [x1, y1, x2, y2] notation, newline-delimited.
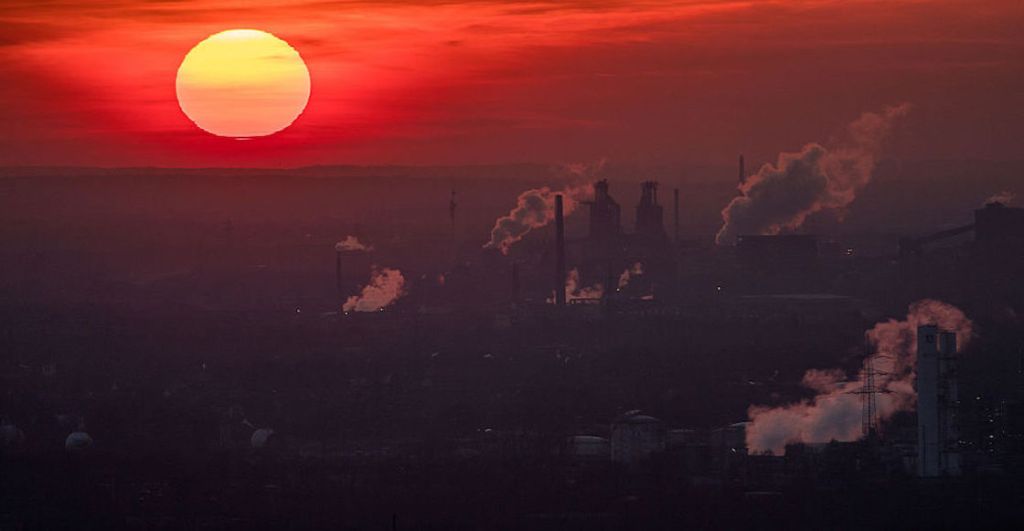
[2, 165, 1023, 529]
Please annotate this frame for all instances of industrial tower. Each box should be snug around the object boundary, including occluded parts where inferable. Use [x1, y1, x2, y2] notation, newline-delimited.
[916, 325, 961, 477]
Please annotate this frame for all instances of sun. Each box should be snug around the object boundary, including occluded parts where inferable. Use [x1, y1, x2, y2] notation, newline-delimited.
[176, 29, 311, 139]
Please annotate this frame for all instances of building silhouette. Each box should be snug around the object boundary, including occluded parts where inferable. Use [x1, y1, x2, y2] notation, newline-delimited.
[634, 181, 664, 238]
[917, 324, 961, 477]
[587, 179, 621, 241]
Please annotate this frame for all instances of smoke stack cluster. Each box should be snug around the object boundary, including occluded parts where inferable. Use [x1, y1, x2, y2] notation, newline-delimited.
[343, 267, 406, 312]
[745, 299, 972, 455]
[484, 183, 593, 255]
[716, 104, 910, 245]
[483, 160, 604, 255]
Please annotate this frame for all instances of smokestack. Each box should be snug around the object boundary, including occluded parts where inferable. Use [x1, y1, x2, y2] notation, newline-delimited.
[605, 260, 615, 300]
[738, 154, 745, 186]
[554, 194, 566, 307]
[335, 250, 342, 298]
[673, 188, 680, 243]
[917, 327, 961, 477]
[484, 183, 594, 254]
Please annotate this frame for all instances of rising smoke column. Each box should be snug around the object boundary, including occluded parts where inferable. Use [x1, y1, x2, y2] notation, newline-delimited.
[716, 104, 910, 245]
[483, 184, 591, 254]
[617, 262, 643, 290]
[548, 268, 603, 303]
[985, 191, 1015, 206]
[565, 268, 604, 301]
[483, 160, 604, 254]
[335, 235, 373, 252]
[343, 267, 406, 312]
[745, 299, 972, 455]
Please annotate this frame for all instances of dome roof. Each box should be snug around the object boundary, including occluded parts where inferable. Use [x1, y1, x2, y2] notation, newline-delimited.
[251, 428, 274, 449]
[570, 435, 609, 444]
[65, 431, 93, 451]
[1, 424, 24, 446]
[616, 414, 660, 425]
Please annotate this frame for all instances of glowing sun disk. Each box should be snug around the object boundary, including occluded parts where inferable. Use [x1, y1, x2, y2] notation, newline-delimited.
[176, 29, 310, 138]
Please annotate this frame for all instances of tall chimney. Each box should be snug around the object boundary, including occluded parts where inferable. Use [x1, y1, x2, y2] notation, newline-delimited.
[605, 260, 615, 300]
[335, 250, 342, 299]
[554, 194, 566, 307]
[738, 154, 745, 186]
[916, 325, 962, 477]
[673, 188, 680, 243]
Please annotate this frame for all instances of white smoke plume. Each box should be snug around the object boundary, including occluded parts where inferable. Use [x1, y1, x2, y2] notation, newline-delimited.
[716, 104, 910, 245]
[548, 268, 603, 303]
[483, 160, 604, 254]
[566, 269, 604, 302]
[343, 267, 406, 312]
[985, 191, 1015, 206]
[617, 262, 644, 290]
[563, 158, 607, 178]
[745, 299, 972, 455]
[335, 235, 373, 252]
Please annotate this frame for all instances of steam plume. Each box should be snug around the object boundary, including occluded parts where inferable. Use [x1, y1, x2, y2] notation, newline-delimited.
[343, 267, 406, 312]
[548, 268, 603, 303]
[617, 262, 643, 290]
[484, 161, 604, 254]
[336, 235, 373, 252]
[745, 299, 971, 455]
[985, 191, 1015, 206]
[716, 104, 910, 244]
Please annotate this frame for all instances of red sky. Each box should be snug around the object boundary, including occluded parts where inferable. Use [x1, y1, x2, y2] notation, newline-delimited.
[0, 0, 1021, 168]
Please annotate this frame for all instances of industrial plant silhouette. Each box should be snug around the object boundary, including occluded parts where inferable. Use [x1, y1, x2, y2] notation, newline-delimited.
[2, 154, 1024, 529]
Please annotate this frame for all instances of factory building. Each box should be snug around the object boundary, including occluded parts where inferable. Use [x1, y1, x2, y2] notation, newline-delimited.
[566, 435, 611, 462]
[611, 412, 665, 465]
[634, 181, 665, 239]
[973, 201, 1024, 252]
[732, 234, 820, 293]
[916, 325, 961, 477]
[587, 179, 621, 241]
[736, 234, 817, 269]
[900, 201, 1024, 259]
[585, 179, 668, 242]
